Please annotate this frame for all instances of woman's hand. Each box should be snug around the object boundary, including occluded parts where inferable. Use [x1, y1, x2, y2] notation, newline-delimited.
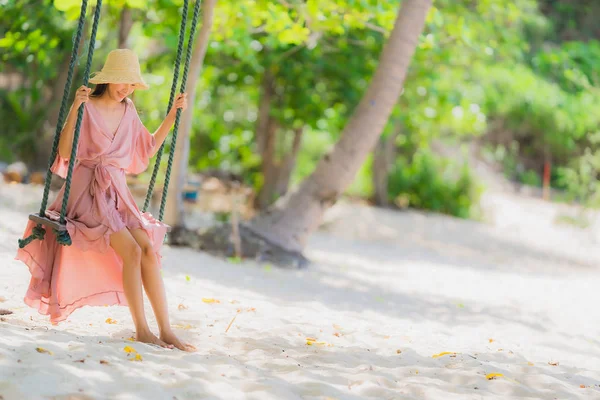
[154, 92, 190, 149]
[170, 93, 188, 115]
[74, 85, 91, 108]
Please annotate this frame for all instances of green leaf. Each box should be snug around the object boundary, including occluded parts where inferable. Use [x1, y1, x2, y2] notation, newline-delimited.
[53, 0, 80, 12]
[126, 0, 147, 9]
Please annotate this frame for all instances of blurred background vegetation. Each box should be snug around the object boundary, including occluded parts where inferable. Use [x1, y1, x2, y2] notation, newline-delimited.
[2, 0, 600, 219]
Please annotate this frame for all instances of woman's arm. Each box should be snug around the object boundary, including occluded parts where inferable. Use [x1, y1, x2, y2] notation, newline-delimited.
[151, 92, 187, 157]
[58, 86, 90, 159]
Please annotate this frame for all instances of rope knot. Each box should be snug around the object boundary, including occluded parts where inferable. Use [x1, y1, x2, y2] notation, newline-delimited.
[17, 224, 46, 249]
[55, 229, 72, 246]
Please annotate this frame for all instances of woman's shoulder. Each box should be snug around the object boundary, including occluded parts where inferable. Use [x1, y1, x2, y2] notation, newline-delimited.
[125, 97, 140, 113]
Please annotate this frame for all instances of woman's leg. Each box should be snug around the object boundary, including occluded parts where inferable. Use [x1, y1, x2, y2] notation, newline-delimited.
[109, 229, 172, 348]
[129, 228, 196, 352]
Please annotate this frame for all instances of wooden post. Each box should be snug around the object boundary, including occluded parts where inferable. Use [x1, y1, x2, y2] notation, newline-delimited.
[543, 160, 551, 201]
[230, 182, 242, 259]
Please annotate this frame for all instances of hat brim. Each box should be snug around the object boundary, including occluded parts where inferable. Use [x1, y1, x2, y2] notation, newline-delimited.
[89, 71, 149, 90]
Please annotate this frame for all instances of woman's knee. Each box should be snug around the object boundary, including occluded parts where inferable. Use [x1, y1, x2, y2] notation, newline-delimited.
[140, 242, 154, 260]
[123, 241, 142, 266]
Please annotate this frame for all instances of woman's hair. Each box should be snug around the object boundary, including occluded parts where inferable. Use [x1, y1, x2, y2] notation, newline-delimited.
[90, 83, 128, 102]
[90, 83, 108, 97]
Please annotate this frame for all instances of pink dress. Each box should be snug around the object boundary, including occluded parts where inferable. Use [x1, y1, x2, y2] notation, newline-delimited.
[15, 98, 169, 323]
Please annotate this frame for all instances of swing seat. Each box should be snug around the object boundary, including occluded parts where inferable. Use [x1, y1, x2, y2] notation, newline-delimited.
[28, 212, 171, 233]
[28, 213, 67, 231]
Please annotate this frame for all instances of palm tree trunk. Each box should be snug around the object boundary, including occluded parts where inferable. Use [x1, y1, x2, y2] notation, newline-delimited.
[163, 0, 217, 227]
[247, 0, 432, 253]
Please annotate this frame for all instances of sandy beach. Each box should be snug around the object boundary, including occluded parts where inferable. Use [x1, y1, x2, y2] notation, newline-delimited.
[1, 181, 600, 400]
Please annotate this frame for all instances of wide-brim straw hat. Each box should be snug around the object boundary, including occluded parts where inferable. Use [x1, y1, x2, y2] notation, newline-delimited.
[89, 49, 149, 90]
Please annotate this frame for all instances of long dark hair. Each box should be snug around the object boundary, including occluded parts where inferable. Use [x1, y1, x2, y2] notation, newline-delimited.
[90, 83, 108, 98]
[90, 83, 129, 103]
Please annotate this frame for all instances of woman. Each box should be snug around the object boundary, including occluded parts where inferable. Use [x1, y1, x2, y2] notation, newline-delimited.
[16, 49, 195, 352]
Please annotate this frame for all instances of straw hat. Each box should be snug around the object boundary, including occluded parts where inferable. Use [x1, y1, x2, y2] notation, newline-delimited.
[89, 49, 149, 90]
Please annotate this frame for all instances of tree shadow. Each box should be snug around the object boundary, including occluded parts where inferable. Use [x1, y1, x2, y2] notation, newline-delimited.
[316, 206, 599, 277]
[166, 245, 551, 334]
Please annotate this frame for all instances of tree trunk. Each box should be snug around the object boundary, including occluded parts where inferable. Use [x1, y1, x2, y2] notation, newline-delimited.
[372, 127, 399, 207]
[118, 6, 134, 49]
[255, 69, 274, 157]
[163, 0, 217, 227]
[36, 54, 72, 169]
[255, 125, 304, 210]
[255, 118, 279, 209]
[253, 69, 276, 209]
[254, 69, 305, 210]
[247, 0, 432, 253]
[275, 126, 303, 197]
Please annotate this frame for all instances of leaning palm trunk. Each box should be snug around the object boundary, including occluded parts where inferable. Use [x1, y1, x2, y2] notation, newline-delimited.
[246, 0, 432, 253]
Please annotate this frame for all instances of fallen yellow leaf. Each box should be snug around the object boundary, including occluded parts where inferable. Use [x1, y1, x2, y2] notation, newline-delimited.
[202, 298, 220, 304]
[489, 338, 494, 343]
[177, 303, 188, 311]
[527, 362, 534, 366]
[306, 338, 331, 346]
[131, 353, 142, 362]
[36, 347, 53, 355]
[172, 323, 193, 330]
[548, 361, 559, 366]
[123, 346, 137, 354]
[127, 337, 135, 342]
[396, 349, 402, 354]
[486, 373, 503, 380]
[432, 352, 456, 358]
[105, 318, 117, 324]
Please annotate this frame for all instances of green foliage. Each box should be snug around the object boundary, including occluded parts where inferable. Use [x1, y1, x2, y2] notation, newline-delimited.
[476, 63, 600, 163]
[0, 0, 76, 163]
[532, 40, 600, 93]
[555, 133, 600, 208]
[3, 0, 600, 220]
[387, 149, 481, 219]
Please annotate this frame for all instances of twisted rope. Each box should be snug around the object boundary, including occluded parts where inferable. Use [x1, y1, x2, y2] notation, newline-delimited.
[19, 0, 89, 249]
[17, 225, 46, 249]
[142, 0, 190, 213]
[56, 0, 104, 246]
[158, 0, 203, 222]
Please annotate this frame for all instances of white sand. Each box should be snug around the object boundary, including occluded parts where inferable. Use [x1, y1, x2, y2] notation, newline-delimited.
[1, 181, 600, 400]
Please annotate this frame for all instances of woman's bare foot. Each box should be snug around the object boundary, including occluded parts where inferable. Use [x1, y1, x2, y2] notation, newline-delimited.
[160, 330, 196, 352]
[137, 330, 174, 349]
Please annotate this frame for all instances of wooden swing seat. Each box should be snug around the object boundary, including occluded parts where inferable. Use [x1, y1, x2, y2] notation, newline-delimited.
[27, 213, 172, 232]
[28, 213, 67, 231]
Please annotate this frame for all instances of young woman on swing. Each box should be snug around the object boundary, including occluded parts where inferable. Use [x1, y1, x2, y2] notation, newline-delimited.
[16, 49, 196, 352]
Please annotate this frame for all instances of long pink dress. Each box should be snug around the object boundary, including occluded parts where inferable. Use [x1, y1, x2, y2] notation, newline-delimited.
[15, 98, 169, 324]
